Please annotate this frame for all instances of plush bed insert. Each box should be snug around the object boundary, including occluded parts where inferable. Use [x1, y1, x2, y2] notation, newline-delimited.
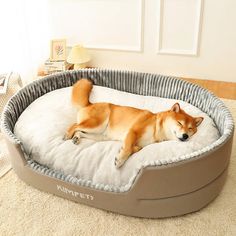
[14, 85, 220, 192]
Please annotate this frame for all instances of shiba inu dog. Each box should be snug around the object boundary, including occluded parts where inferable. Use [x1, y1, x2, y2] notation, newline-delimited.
[64, 79, 204, 168]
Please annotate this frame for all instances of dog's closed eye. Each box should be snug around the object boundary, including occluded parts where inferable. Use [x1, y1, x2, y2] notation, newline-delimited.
[177, 121, 182, 126]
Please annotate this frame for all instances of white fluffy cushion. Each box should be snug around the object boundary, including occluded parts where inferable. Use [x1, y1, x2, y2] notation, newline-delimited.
[14, 86, 220, 191]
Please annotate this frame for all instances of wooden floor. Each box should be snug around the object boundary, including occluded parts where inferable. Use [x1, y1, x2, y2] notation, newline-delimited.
[181, 78, 236, 100]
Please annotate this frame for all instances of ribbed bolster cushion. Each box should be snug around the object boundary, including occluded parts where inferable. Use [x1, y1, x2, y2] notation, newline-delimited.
[1, 68, 234, 160]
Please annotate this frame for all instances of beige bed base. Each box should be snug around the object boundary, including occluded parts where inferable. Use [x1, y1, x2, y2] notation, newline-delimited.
[5, 135, 233, 218]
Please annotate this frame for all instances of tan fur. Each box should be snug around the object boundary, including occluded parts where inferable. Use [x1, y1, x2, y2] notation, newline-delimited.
[72, 79, 93, 109]
[64, 79, 204, 168]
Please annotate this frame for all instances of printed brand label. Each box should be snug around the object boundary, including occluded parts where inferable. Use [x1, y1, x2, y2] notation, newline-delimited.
[56, 185, 94, 200]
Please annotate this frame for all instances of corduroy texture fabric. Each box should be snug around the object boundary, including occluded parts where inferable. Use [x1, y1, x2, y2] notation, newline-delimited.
[0, 69, 234, 192]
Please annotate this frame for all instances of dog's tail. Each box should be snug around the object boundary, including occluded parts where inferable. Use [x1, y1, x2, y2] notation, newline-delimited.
[72, 78, 93, 109]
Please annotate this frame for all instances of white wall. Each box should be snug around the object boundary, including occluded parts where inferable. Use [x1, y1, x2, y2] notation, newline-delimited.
[48, 0, 236, 82]
[0, 0, 50, 81]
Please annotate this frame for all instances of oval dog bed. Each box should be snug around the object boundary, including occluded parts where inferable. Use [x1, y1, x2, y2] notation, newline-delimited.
[1, 69, 234, 218]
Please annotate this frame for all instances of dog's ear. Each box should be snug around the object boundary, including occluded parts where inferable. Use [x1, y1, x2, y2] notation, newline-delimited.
[171, 103, 180, 113]
[195, 117, 204, 127]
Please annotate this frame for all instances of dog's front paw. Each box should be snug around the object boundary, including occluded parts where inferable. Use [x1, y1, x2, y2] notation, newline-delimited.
[72, 136, 80, 145]
[114, 156, 125, 169]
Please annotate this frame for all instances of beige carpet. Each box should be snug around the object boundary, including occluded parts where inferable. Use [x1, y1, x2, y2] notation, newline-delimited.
[0, 133, 11, 178]
[0, 99, 235, 236]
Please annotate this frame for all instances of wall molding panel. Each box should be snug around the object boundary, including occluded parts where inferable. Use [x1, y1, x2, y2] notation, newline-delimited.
[157, 0, 203, 56]
[48, 0, 144, 52]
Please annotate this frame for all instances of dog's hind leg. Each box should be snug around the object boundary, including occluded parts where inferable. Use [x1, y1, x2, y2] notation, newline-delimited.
[64, 118, 107, 143]
[74, 131, 107, 142]
[63, 123, 78, 140]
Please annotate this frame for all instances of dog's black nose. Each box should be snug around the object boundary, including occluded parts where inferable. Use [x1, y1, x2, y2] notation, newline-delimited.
[182, 133, 189, 140]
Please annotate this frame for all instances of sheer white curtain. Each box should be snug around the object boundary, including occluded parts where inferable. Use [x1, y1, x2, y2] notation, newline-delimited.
[0, 0, 50, 84]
